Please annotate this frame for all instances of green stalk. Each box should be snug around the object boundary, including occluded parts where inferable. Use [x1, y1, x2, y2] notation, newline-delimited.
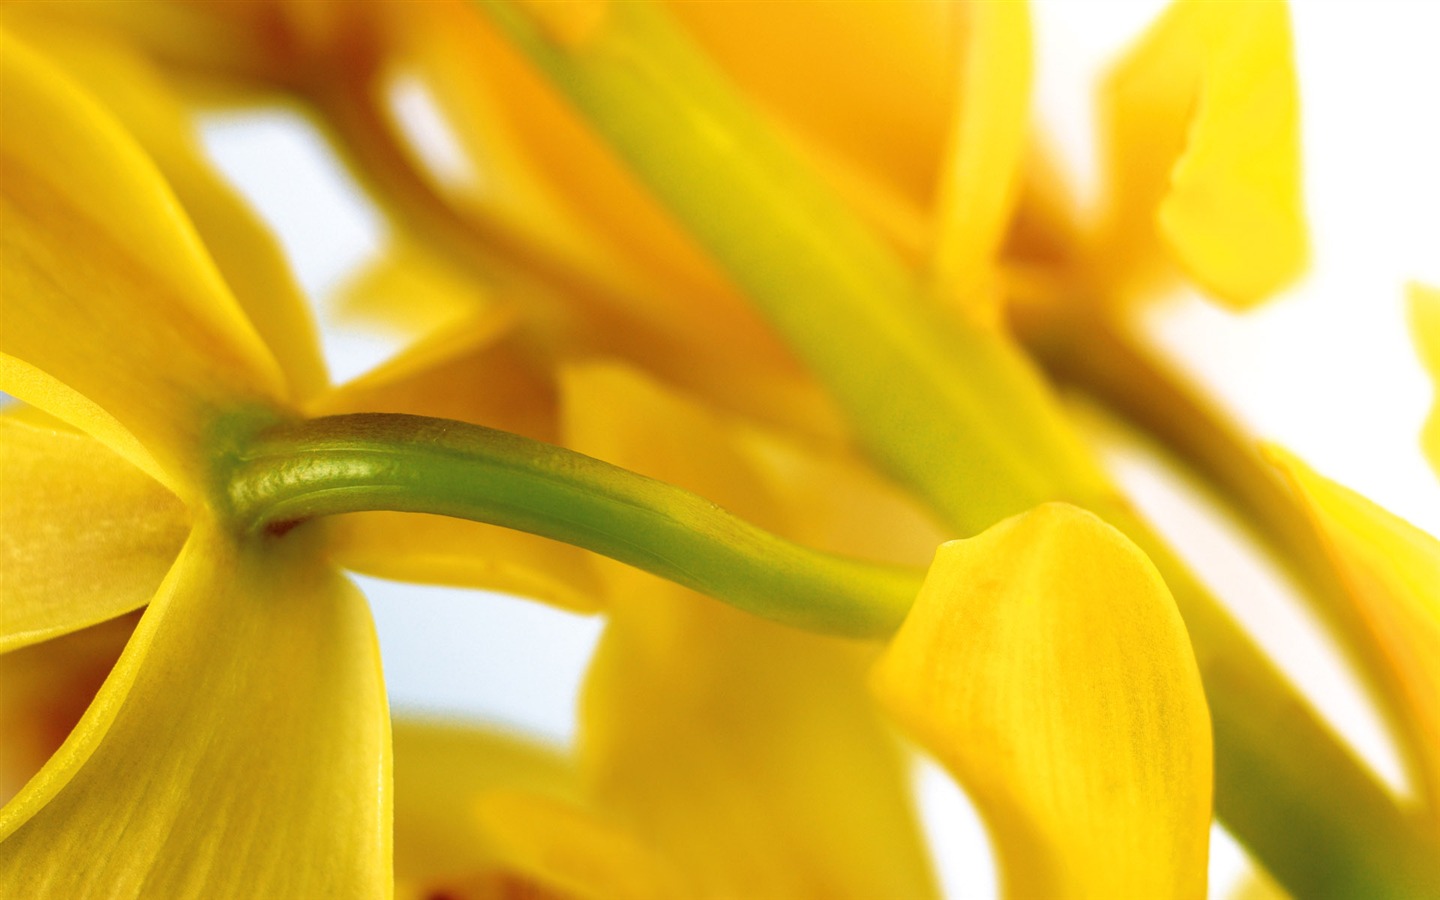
[224, 413, 921, 638]
[471, 2, 1439, 895]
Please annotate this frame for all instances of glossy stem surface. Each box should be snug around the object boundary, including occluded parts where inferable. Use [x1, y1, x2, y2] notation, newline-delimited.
[225, 413, 921, 638]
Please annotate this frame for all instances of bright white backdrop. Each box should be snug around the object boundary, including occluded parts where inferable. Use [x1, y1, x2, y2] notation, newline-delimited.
[196, 2, 1440, 896]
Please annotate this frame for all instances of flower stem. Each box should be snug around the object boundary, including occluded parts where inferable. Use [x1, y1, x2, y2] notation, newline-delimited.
[471, 2, 1440, 894]
[224, 413, 922, 639]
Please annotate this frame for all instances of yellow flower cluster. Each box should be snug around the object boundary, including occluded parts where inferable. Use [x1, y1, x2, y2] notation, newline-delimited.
[1, 1, 1436, 898]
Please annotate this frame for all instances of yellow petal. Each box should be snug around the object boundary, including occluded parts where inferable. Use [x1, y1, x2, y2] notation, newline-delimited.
[1096, 0, 1305, 308]
[1410, 283, 1440, 477]
[931, 0, 1034, 319]
[562, 363, 939, 900]
[328, 239, 505, 353]
[10, 21, 329, 400]
[0, 32, 288, 496]
[872, 503, 1213, 899]
[0, 413, 188, 653]
[393, 719, 577, 897]
[0, 523, 391, 897]
[0, 612, 137, 807]
[667, 0, 953, 218]
[1267, 448, 1440, 819]
[477, 791, 693, 900]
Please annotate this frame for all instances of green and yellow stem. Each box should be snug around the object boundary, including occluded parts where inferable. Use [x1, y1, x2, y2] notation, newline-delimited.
[470, 1, 1439, 894]
[1013, 300, 1438, 803]
[224, 412, 921, 638]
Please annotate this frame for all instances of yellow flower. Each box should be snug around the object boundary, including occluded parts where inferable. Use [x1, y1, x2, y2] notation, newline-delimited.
[0, 33, 390, 893]
[5, 1, 1440, 897]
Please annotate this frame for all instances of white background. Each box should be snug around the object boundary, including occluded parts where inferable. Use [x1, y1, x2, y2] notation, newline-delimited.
[197, 1, 1440, 896]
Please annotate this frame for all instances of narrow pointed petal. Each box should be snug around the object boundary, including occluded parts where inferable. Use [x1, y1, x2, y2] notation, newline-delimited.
[0, 413, 188, 653]
[873, 503, 1213, 899]
[0, 524, 391, 898]
[0, 33, 288, 495]
[0, 613, 137, 807]
[1409, 283, 1440, 477]
[1096, 0, 1305, 307]
[931, 0, 1034, 318]
[393, 720, 577, 898]
[562, 363, 939, 900]
[1268, 448, 1440, 818]
[12, 22, 329, 400]
[478, 792, 693, 900]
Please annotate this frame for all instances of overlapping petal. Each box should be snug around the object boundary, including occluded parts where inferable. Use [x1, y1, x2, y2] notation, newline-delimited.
[393, 720, 577, 899]
[0, 524, 391, 898]
[1268, 448, 1440, 819]
[1410, 283, 1440, 478]
[1095, 0, 1304, 307]
[872, 503, 1213, 898]
[0, 612, 138, 806]
[3, 19, 329, 400]
[562, 363, 939, 900]
[0, 413, 187, 653]
[0, 31, 288, 496]
[477, 791, 692, 900]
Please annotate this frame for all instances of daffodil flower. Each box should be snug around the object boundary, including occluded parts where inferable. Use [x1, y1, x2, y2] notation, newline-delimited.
[5, 1, 1440, 897]
[0, 33, 390, 891]
[0, 30, 939, 893]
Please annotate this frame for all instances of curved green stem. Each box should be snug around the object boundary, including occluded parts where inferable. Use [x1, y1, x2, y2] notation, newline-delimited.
[224, 413, 921, 638]
[1013, 302, 1436, 801]
[471, 2, 1440, 895]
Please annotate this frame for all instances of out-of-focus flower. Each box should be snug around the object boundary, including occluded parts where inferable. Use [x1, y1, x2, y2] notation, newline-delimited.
[1410, 283, 1440, 477]
[3, 0, 1439, 897]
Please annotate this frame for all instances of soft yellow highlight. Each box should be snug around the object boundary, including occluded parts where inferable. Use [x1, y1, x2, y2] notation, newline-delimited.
[478, 792, 691, 900]
[1409, 283, 1440, 477]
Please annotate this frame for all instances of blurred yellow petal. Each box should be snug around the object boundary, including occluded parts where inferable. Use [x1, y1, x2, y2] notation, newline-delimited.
[10, 22, 329, 400]
[932, 0, 1034, 319]
[1096, 0, 1305, 308]
[0, 612, 137, 807]
[478, 792, 693, 900]
[873, 503, 1213, 899]
[1231, 869, 1291, 900]
[0, 413, 188, 653]
[0, 32, 288, 496]
[1268, 448, 1440, 819]
[0, 524, 391, 897]
[328, 239, 504, 353]
[375, 2, 787, 361]
[562, 363, 938, 900]
[668, 0, 952, 218]
[394, 720, 578, 898]
[1410, 283, 1440, 477]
